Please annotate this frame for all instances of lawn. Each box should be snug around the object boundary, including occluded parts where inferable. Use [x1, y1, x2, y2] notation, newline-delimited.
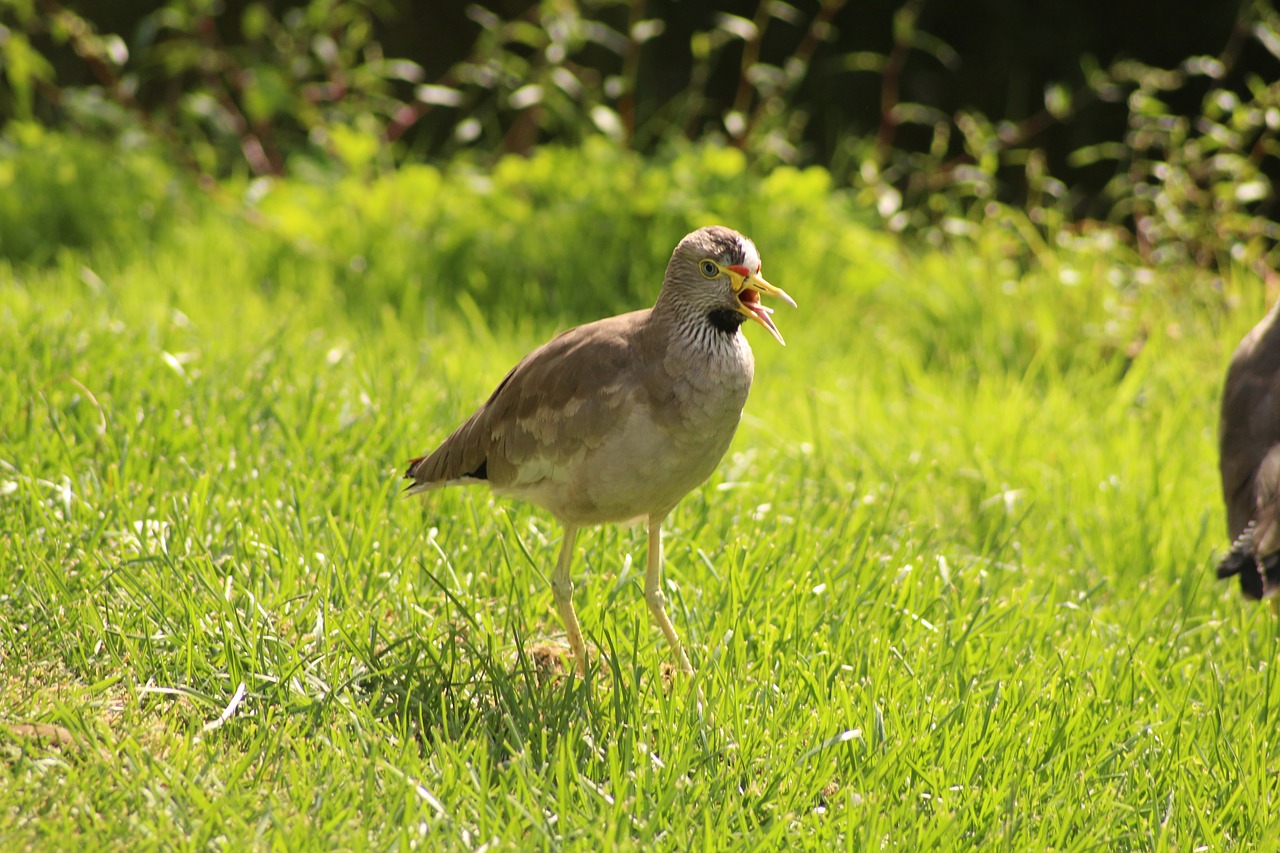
[2, 137, 1277, 850]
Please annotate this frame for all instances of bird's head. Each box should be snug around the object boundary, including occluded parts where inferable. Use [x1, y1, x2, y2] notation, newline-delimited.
[661, 226, 796, 345]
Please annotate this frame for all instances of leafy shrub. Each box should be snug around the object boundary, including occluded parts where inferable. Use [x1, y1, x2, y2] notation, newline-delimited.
[0, 124, 186, 264]
[2, 0, 1277, 283]
[843, 0, 1280, 278]
[4, 131, 1161, 394]
[242, 138, 889, 322]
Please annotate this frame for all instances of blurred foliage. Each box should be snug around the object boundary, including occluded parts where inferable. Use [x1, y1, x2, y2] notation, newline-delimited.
[0, 0, 1277, 279]
[0, 0, 412, 175]
[0, 124, 185, 263]
[852, 0, 1280, 278]
[243, 139, 884, 322]
[0, 131, 898, 331]
[0, 131, 1173, 395]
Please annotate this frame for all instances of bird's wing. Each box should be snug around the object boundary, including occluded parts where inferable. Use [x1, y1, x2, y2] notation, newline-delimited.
[406, 310, 656, 493]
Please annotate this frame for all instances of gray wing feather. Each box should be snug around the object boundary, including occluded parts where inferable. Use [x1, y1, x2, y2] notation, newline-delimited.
[405, 310, 652, 493]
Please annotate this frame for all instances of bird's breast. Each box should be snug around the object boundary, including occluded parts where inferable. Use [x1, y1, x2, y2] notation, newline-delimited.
[664, 330, 754, 427]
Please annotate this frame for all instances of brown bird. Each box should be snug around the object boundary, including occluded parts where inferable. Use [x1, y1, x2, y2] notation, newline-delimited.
[1218, 299, 1280, 598]
[405, 226, 795, 675]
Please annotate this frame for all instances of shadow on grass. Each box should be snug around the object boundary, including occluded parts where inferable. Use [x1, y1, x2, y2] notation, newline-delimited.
[335, 559, 698, 770]
[353, 625, 587, 761]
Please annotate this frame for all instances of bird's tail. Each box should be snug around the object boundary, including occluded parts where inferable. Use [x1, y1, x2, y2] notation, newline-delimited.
[403, 456, 430, 497]
[1217, 522, 1280, 599]
[402, 454, 486, 497]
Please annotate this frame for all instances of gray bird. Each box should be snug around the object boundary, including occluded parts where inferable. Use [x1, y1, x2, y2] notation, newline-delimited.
[1218, 299, 1280, 598]
[405, 226, 795, 675]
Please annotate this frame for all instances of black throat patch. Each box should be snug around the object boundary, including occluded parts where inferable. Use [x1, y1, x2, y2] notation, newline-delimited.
[706, 308, 746, 335]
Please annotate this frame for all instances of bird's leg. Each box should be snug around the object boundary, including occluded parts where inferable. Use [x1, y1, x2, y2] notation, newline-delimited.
[645, 514, 694, 674]
[551, 525, 588, 677]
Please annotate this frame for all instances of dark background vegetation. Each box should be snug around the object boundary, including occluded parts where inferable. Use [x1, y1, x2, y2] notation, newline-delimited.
[2, 0, 1278, 273]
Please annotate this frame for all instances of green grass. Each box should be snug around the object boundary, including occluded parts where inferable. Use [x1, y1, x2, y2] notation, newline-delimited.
[2, 136, 1279, 850]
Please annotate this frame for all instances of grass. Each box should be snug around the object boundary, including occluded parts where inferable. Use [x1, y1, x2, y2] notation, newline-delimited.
[2, 137, 1279, 849]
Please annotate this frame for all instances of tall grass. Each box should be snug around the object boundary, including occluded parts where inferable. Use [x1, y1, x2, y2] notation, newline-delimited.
[1, 137, 1276, 848]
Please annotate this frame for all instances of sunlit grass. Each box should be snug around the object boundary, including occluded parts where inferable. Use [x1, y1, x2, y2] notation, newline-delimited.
[2, 141, 1278, 849]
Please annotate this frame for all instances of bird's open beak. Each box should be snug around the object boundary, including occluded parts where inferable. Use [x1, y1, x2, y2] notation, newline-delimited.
[727, 265, 797, 346]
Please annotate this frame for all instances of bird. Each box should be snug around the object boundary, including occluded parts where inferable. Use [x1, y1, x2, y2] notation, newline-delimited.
[1218, 297, 1280, 599]
[404, 226, 795, 676]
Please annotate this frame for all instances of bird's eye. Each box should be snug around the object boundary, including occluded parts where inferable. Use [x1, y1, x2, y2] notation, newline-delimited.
[699, 260, 719, 279]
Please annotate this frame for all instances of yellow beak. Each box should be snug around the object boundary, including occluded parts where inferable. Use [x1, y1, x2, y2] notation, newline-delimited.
[729, 267, 797, 346]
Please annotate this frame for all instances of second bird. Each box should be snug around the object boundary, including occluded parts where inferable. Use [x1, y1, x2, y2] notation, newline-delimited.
[1219, 299, 1280, 598]
[405, 225, 796, 676]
